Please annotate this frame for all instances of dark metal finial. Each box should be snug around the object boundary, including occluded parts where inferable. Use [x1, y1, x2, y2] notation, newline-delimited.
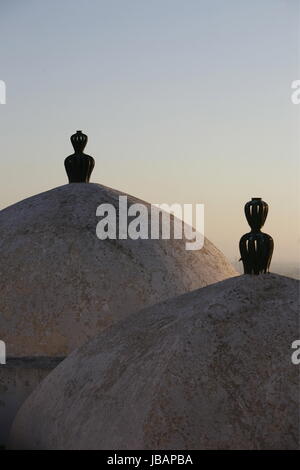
[71, 130, 88, 154]
[64, 130, 95, 183]
[239, 197, 274, 275]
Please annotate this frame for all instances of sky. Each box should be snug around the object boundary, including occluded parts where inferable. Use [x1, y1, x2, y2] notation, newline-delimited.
[0, 0, 299, 268]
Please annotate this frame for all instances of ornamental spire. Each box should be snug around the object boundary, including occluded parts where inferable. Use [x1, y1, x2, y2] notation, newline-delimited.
[64, 130, 95, 183]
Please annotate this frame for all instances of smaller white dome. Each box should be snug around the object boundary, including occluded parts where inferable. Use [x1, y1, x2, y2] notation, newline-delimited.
[9, 274, 299, 450]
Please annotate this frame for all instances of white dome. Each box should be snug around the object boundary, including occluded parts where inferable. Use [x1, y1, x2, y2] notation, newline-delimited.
[9, 274, 299, 450]
[0, 183, 237, 357]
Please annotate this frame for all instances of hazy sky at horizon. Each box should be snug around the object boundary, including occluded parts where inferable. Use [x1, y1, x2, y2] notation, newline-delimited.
[0, 0, 299, 265]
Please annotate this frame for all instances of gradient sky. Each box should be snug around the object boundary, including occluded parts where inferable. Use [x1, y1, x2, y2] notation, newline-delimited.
[0, 0, 299, 266]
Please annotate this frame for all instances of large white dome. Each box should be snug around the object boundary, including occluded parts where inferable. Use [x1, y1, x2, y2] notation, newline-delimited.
[9, 274, 299, 450]
[0, 182, 237, 357]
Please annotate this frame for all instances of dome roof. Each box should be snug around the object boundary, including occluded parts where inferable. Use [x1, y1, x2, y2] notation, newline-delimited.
[9, 274, 299, 450]
[0, 183, 237, 357]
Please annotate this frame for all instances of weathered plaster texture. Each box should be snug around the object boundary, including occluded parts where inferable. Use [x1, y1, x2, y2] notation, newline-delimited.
[9, 274, 299, 450]
[0, 358, 63, 447]
[0, 183, 237, 357]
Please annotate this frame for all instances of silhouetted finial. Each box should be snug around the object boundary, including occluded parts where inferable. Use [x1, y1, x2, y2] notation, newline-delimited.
[64, 130, 95, 183]
[239, 197, 274, 275]
[71, 130, 88, 153]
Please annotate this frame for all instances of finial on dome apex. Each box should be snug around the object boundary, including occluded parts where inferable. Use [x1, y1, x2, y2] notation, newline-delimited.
[239, 197, 274, 275]
[64, 130, 95, 183]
